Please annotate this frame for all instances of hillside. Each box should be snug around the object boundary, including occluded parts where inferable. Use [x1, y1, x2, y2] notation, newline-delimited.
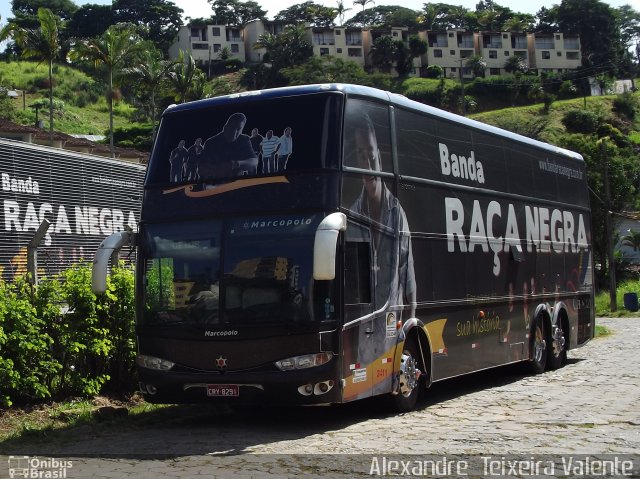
[1, 61, 137, 136]
[2, 60, 639, 154]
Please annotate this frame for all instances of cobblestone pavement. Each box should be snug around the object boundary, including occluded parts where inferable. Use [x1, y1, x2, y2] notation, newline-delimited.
[1, 317, 639, 478]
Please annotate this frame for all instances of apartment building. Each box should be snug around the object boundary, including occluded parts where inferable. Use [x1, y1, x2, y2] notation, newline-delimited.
[530, 32, 581, 72]
[308, 26, 367, 67]
[425, 30, 478, 79]
[243, 19, 287, 63]
[168, 20, 581, 78]
[168, 24, 245, 65]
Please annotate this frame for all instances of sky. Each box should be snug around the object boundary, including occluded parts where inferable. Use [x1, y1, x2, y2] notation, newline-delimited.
[1, 0, 639, 27]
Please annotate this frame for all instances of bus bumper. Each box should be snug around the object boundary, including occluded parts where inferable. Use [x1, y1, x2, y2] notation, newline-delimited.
[137, 365, 342, 405]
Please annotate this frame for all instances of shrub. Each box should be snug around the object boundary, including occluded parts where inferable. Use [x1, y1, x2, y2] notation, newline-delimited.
[0, 263, 136, 406]
[424, 65, 443, 79]
[561, 109, 602, 134]
[613, 92, 638, 120]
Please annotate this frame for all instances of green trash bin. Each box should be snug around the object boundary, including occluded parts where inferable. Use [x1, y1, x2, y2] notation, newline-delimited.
[623, 292, 638, 312]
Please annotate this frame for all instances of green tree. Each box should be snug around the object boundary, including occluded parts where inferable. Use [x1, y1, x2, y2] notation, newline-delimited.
[210, 0, 267, 26]
[346, 5, 419, 29]
[336, 0, 351, 25]
[554, 0, 622, 72]
[353, 0, 375, 13]
[66, 4, 114, 39]
[502, 14, 535, 32]
[122, 47, 176, 137]
[370, 35, 395, 73]
[10, 0, 77, 22]
[0, 7, 61, 143]
[558, 136, 640, 286]
[69, 23, 144, 156]
[621, 230, 640, 251]
[281, 56, 373, 85]
[168, 49, 198, 103]
[466, 54, 487, 78]
[504, 55, 527, 74]
[275, 2, 338, 28]
[475, 0, 514, 32]
[112, 0, 183, 55]
[255, 24, 313, 70]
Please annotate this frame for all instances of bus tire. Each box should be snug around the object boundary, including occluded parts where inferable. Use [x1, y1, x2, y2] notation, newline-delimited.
[547, 318, 567, 370]
[528, 314, 547, 374]
[391, 338, 422, 412]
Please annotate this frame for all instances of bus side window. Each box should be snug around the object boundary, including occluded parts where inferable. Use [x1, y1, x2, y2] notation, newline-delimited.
[345, 241, 372, 305]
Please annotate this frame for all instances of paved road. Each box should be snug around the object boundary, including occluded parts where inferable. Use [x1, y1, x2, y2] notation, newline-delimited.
[1, 317, 639, 478]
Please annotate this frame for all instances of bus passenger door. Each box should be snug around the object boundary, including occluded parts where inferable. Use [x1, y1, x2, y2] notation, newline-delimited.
[342, 222, 375, 400]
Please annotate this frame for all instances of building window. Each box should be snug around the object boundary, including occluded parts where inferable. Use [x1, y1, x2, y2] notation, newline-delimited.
[190, 28, 200, 38]
[503, 33, 508, 39]
[504, 51, 510, 56]
[490, 68, 501, 75]
[542, 51, 550, 59]
[231, 44, 239, 53]
[434, 49, 443, 57]
[555, 34, 561, 40]
[192, 43, 208, 50]
[211, 27, 220, 36]
[489, 50, 497, 59]
[460, 50, 473, 58]
[320, 47, 329, 55]
[336, 30, 341, 35]
[448, 32, 454, 37]
[347, 48, 362, 57]
[557, 51, 562, 56]
[450, 50, 456, 55]
[450, 67, 457, 72]
[393, 31, 398, 37]
[213, 44, 221, 52]
[566, 51, 579, 60]
[337, 48, 342, 53]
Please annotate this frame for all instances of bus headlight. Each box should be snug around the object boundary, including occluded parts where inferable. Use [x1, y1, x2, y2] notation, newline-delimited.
[137, 354, 175, 371]
[275, 352, 333, 371]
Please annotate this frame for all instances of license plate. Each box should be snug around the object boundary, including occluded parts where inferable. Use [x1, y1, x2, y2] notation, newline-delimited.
[207, 384, 239, 397]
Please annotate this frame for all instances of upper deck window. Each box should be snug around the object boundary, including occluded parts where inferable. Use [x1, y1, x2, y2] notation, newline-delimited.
[147, 93, 341, 186]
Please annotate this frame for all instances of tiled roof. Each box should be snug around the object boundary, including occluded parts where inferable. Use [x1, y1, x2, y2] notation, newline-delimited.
[0, 118, 149, 163]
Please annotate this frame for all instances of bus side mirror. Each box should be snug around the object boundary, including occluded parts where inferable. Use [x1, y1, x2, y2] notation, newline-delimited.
[92, 231, 137, 294]
[313, 212, 347, 281]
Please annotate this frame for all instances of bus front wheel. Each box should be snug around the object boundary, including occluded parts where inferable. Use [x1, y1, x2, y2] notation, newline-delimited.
[391, 338, 422, 412]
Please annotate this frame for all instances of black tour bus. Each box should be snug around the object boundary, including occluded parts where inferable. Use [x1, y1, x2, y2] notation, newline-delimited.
[93, 84, 594, 411]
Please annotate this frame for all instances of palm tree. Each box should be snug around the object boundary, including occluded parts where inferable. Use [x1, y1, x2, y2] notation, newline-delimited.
[353, 0, 375, 13]
[466, 54, 487, 78]
[168, 50, 198, 104]
[336, 0, 351, 25]
[122, 48, 176, 139]
[622, 230, 640, 251]
[0, 8, 61, 144]
[70, 24, 144, 156]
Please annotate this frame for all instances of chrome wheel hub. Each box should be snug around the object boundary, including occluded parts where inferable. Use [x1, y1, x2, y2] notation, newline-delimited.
[398, 352, 421, 396]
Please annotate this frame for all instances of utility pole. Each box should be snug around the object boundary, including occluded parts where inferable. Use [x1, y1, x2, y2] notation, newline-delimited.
[602, 139, 617, 312]
[459, 58, 465, 116]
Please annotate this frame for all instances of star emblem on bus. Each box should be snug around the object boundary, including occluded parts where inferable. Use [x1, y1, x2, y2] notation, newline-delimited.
[215, 356, 228, 369]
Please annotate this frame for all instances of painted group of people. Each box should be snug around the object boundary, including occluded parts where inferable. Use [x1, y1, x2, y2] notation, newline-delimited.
[168, 112, 293, 183]
[249, 126, 293, 174]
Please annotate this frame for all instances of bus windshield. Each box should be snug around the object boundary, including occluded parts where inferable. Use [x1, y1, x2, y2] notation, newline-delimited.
[146, 93, 341, 185]
[141, 214, 328, 327]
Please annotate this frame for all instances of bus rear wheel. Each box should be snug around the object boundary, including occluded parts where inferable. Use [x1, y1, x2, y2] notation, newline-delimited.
[547, 321, 567, 370]
[528, 314, 547, 374]
[391, 338, 422, 412]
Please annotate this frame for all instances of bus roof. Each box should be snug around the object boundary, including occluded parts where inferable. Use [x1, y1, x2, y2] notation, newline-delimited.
[163, 83, 583, 162]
